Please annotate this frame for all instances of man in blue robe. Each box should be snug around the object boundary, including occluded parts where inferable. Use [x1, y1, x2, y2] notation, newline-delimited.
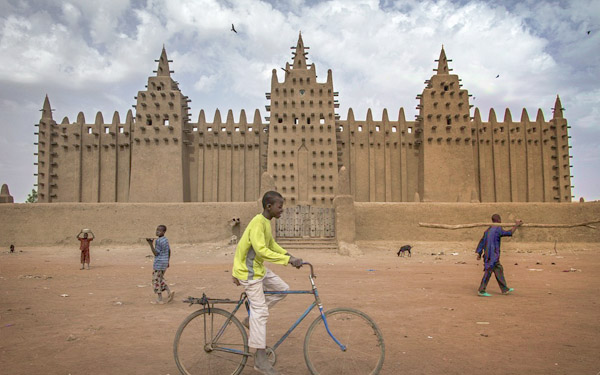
[476, 214, 523, 297]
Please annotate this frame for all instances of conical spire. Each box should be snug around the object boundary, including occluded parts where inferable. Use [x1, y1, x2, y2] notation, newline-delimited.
[435, 46, 449, 75]
[292, 32, 308, 69]
[155, 45, 172, 77]
[41, 95, 53, 120]
[553, 95, 563, 119]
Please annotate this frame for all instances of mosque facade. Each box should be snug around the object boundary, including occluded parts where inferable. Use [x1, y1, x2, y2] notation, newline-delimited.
[35, 34, 572, 205]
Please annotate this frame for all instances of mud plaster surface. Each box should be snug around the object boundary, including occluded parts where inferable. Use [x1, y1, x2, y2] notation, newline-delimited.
[1, 240, 599, 375]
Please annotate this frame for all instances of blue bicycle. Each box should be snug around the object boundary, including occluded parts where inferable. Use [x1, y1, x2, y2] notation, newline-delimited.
[173, 262, 385, 375]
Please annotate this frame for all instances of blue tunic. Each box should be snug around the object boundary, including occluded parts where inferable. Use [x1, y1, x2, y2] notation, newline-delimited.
[153, 236, 170, 270]
[476, 226, 512, 270]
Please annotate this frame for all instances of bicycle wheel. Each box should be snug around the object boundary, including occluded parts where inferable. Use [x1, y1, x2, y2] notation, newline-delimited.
[304, 307, 385, 375]
[174, 308, 249, 375]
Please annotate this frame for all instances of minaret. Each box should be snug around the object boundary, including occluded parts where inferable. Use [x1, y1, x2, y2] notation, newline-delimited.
[128, 46, 192, 202]
[550, 95, 572, 202]
[265, 33, 339, 206]
[418, 46, 477, 202]
[35, 95, 56, 202]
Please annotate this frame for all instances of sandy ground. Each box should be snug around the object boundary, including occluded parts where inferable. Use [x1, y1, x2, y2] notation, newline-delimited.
[1, 240, 599, 375]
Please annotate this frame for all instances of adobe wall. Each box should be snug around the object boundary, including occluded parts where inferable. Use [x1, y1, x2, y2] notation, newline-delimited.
[1, 202, 597, 247]
[355, 202, 600, 243]
[337, 108, 419, 202]
[0, 203, 258, 247]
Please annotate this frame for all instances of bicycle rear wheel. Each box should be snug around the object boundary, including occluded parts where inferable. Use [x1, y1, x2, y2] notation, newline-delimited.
[174, 308, 249, 375]
[304, 307, 385, 375]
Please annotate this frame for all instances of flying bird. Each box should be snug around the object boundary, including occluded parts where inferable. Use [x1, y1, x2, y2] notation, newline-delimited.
[231, 24, 237, 33]
[587, 30, 591, 35]
[496, 75, 500, 78]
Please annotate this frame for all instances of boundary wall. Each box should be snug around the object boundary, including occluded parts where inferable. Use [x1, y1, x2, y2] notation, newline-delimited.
[0, 202, 598, 247]
[355, 202, 600, 243]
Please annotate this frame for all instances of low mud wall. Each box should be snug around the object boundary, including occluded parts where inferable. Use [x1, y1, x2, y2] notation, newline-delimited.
[355, 202, 600, 243]
[0, 202, 258, 247]
[0, 202, 598, 247]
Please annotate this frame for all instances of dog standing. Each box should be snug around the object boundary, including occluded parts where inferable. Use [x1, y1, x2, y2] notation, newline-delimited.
[397, 245, 412, 257]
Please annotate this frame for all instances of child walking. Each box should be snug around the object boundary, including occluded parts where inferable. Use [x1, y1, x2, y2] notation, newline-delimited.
[232, 191, 304, 375]
[476, 214, 523, 296]
[76, 229, 95, 270]
[146, 225, 175, 304]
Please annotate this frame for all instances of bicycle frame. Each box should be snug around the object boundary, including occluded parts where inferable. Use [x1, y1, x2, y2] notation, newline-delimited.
[201, 262, 346, 357]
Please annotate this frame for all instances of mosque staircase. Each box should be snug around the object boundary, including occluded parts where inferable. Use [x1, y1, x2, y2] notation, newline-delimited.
[276, 237, 338, 251]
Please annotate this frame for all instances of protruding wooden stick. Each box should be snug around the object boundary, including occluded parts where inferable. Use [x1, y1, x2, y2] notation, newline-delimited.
[418, 220, 600, 230]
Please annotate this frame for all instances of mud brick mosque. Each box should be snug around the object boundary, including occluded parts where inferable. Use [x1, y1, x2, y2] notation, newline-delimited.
[35, 33, 572, 205]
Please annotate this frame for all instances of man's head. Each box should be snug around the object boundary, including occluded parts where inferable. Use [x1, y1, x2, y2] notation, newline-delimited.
[491, 214, 501, 223]
[262, 191, 284, 219]
[156, 225, 167, 237]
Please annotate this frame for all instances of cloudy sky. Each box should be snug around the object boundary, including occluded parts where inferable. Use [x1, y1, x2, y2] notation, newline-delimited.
[0, 0, 598, 202]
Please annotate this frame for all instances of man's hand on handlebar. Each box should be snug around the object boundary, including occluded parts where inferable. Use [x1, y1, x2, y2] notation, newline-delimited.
[288, 256, 303, 268]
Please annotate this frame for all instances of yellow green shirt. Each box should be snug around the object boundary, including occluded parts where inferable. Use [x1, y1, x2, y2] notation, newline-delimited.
[232, 214, 290, 280]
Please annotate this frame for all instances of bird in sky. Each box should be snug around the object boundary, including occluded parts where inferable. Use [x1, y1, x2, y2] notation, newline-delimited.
[496, 74, 500, 78]
[587, 30, 591, 35]
[231, 24, 237, 33]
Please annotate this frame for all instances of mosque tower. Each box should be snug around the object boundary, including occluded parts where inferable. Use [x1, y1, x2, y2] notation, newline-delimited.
[265, 33, 339, 206]
[128, 46, 193, 202]
[418, 46, 477, 202]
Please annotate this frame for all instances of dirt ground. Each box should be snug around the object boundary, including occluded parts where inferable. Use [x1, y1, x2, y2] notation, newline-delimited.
[1, 240, 599, 375]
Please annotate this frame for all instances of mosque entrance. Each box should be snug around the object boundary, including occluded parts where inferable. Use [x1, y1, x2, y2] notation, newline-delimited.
[275, 205, 335, 238]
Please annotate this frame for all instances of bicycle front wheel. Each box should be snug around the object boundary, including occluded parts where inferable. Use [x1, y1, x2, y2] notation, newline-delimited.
[174, 308, 249, 375]
[304, 307, 385, 375]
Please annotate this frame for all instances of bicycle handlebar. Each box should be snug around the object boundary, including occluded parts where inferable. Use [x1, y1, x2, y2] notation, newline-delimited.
[301, 262, 316, 278]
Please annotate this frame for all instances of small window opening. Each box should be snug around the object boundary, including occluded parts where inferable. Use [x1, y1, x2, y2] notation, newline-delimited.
[307, 117, 311, 124]
[392, 126, 397, 133]
[339, 126, 344, 132]
[320, 116, 325, 125]
[221, 127, 226, 132]
[119, 127, 124, 134]
[88, 127, 93, 134]
[375, 126, 380, 132]
[358, 126, 363, 132]
[248, 127, 253, 132]
[164, 119, 169, 126]
[193, 126, 198, 131]
[294, 118, 299, 125]
[146, 119, 152, 126]
[207, 127, 213, 132]
[408, 127, 412, 134]
[104, 127, 110, 134]
[447, 118, 451, 125]
[235, 127, 239, 132]
[444, 85, 449, 91]
[278, 118, 283, 123]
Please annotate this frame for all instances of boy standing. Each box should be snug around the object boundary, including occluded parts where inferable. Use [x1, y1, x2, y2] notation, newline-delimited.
[76, 229, 95, 270]
[232, 191, 303, 375]
[146, 225, 175, 304]
[476, 214, 523, 296]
